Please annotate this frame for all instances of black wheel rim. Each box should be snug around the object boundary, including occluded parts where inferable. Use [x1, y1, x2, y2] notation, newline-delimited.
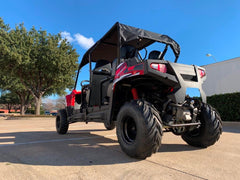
[188, 128, 200, 137]
[122, 116, 137, 143]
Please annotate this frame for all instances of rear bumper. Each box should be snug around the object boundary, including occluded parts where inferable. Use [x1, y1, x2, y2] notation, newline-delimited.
[145, 60, 206, 104]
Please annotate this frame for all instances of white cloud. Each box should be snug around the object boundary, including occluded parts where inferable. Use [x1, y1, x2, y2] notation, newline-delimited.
[74, 33, 95, 49]
[60, 31, 74, 43]
[60, 31, 95, 50]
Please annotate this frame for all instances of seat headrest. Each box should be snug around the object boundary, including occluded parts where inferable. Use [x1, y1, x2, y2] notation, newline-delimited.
[94, 59, 111, 70]
[120, 45, 137, 59]
[148, 50, 162, 59]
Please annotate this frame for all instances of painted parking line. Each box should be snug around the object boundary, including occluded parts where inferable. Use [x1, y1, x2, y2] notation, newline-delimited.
[0, 134, 116, 147]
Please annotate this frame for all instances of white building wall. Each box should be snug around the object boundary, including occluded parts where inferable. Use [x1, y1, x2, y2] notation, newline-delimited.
[202, 57, 240, 96]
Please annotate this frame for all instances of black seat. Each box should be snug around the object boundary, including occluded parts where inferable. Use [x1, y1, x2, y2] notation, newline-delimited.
[94, 59, 111, 73]
[111, 45, 139, 76]
[90, 59, 112, 106]
[120, 45, 138, 59]
[148, 50, 162, 59]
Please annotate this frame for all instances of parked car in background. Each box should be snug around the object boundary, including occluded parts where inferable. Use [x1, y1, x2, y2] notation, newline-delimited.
[51, 112, 57, 116]
[44, 111, 51, 115]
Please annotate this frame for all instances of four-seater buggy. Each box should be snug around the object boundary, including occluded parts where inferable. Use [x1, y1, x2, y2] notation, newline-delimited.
[56, 22, 222, 159]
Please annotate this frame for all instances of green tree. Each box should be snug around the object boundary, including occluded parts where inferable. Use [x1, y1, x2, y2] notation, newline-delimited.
[0, 75, 33, 115]
[0, 18, 79, 115]
[0, 92, 20, 113]
[0, 18, 33, 115]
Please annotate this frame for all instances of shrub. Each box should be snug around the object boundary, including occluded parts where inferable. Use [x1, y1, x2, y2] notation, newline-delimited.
[207, 92, 240, 121]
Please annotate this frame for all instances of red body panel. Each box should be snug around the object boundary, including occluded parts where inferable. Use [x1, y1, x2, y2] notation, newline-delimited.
[113, 62, 144, 97]
[113, 62, 145, 92]
[66, 89, 81, 107]
[114, 62, 144, 80]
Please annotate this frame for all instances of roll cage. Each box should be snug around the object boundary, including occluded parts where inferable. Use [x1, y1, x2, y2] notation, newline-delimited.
[74, 22, 180, 89]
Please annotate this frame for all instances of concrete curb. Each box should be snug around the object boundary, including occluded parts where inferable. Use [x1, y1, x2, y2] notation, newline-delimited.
[222, 121, 240, 127]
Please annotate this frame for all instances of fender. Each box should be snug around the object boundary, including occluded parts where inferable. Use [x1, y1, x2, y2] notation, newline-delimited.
[113, 61, 145, 91]
[106, 61, 145, 124]
[65, 89, 81, 116]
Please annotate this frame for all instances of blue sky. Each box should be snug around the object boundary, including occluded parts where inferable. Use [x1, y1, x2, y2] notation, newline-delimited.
[1, 0, 240, 96]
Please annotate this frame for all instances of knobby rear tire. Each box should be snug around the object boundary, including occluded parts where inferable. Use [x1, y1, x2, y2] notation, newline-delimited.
[182, 103, 222, 147]
[116, 100, 163, 159]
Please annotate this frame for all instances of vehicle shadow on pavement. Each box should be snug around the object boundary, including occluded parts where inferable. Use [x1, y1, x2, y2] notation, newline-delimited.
[0, 130, 140, 166]
[0, 129, 204, 166]
[159, 143, 199, 153]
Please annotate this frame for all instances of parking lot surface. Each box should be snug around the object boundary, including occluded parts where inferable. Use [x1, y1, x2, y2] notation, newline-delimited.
[0, 116, 239, 180]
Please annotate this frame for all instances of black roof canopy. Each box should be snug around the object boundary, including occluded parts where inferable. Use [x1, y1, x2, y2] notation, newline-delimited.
[79, 22, 180, 68]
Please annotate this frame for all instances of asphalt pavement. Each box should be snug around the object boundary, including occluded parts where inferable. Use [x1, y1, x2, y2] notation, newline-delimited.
[0, 116, 239, 180]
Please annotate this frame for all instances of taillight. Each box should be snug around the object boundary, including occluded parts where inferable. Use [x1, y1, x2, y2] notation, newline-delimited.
[198, 68, 206, 78]
[150, 63, 167, 73]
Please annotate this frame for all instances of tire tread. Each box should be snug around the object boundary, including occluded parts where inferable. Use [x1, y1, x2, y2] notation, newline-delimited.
[117, 100, 163, 159]
[56, 109, 69, 134]
[182, 103, 222, 148]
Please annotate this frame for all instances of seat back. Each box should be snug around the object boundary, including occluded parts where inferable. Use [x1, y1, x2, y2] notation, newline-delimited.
[94, 59, 111, 73]
[148, 50, 162, 59]
[121, 45, 138, 59]
[89, 59, 112, 106]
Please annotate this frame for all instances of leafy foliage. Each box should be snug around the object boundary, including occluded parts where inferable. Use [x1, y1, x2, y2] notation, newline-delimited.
[0, 92, 20, 113]
[207, 92, 240, 121]
[0, 18, 33, 114]
[0, 17, 79, 115]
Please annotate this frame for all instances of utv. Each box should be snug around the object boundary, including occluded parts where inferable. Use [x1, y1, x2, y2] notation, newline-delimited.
[56, 22, 222, 159]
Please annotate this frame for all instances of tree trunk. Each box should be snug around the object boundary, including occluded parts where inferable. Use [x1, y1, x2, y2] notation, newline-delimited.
[35, 96, 42, 115]
[7, 104, 11, 114]
[19, 95, 26, 115]
[20, 104, 25, 115]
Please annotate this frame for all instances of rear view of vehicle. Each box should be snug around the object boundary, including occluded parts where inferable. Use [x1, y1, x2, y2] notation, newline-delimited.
[56, 22, 222, 159]
[113, 49, 222, 159]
